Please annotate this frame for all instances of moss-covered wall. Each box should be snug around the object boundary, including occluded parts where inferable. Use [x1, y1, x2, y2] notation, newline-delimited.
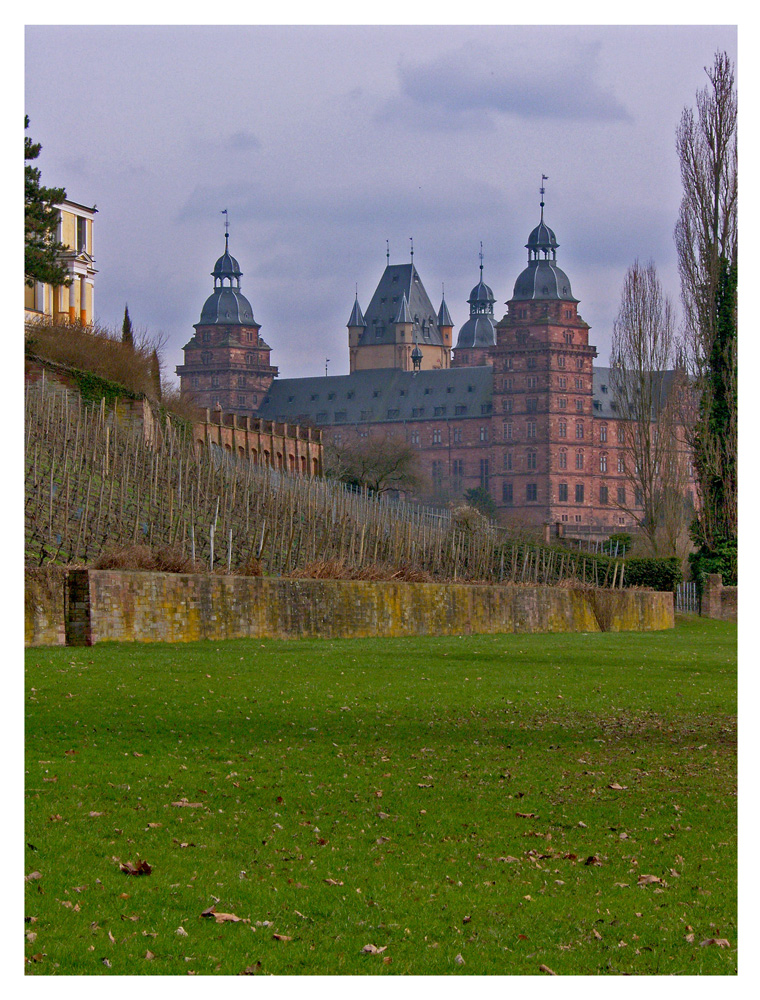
[31, 571, 673, 646]
[24, 566, 68, 646]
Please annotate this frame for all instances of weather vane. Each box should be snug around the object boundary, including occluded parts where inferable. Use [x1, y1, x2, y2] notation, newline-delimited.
[540, 175, 548, 219]
[221, 208, 229, 247]
[410, 237, 414, 262]
[479, 241, 484, 277]
[386, 239, 390, 264]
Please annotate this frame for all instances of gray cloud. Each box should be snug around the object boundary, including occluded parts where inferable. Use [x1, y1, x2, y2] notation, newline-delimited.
[394, 40, 632, 125]
[229, 130, 262, 152]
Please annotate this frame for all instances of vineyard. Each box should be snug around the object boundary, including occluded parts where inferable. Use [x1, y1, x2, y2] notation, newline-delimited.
[25, 377, 629, 587]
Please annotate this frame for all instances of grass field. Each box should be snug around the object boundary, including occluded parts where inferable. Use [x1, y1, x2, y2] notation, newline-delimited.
[25, 616, 737, 976]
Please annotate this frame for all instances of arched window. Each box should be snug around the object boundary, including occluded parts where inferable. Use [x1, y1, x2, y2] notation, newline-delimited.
[558, 448, 567, 470]
[575, 450, 584, 470]
[600, 452, 608, 473]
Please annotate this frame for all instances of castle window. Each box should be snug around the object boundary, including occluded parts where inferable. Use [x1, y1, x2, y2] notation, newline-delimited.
[202, 331, 211, 343]
[526, 421, 536, 438]
[211, 375, 219, 388]
[237, 394, 246, 406]
[316, 411, 328, 423]
[505, 358, 513, 370]
[504, 422, 513, 440]
[481, 403, 492, 414]
[526, 376, 538, 389]
[526, 397, 538, 413]
[246, 353, 254, 365]
[576, 357, 584, 370]
[310, 394, 318, 401]
[502, 482, 513, 505]
[600, 452, 608, 473]
[191, 376, 199, 388]
[527, 357, 537, 370]
[559, 397, 567, 409]
[575, 484, 585, 503]
[434, 406, 446, 416]
[410, 429, 420, 445]
[575, 421, 584, 439]
[479, 426, 488, 442]
[635, 489, 643, 506]
[387, 408, 399, 418]
[502, 398, 513, 413]
[237, 375, 246, 387]
[333, 433, 342, 445]
[453, 428, 462, 443]
[617, 455, 625, 473]
[526, 449, 537, 470]
[558, 355, 566, 369]
[452, 459, 464, 491]
[600, 485, 608, 504]
[616, 423, 624, 442]
[347, 392, 355, 400]
[558, 420, 567, 438]
[526, 483, 537, 502]
[432, 429, 442, 445]
[432, 460, 444, 488]
[504, 451, 513, 470]
[455, 405, 467, 415]
[576, 399, 584, 412]
[575, 378, 583, 390]
[328, 392, 335, 400]
[558, 483, 568, 502]
[564, 333, 573, 344]
[360, 409, 371, 420]
[617, 487, 626, 506]
[201, 350, 212, 364]
[412, 407, 424, 417]
[558, 448, 567, 469]
[479, 459, 490, 491]
[334, 410, 347, 422]
[505, 377, 513, 390]
[575, 450, 584, 470]
[558, 376, 567, 389]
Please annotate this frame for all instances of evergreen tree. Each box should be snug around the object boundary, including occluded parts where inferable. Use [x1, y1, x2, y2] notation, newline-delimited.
[122, 304, 134, 348]
[464, 486, 497, 521]
[150, 350, 162, 400]
[25, 116, 69, 288]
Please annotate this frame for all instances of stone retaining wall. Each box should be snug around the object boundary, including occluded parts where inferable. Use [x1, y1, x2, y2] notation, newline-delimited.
[702, 573, 738, 622]
[25, 569, 674, 646]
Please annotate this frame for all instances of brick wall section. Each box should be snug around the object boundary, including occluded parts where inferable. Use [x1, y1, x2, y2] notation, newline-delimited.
[702, 573, 737, 622]
[25, 570, 675, 646]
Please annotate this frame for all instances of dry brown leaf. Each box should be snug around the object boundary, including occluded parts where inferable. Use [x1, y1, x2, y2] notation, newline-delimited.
[25, 872, 42, 882]
[171, 798, 203, 808]
[463, 915, 471, 924]
[592, 929, 602, 940]
[378, 811, 390, 819]
[273, 933, 292, 942]
[26, 932, 37, 943]
[539, 964, 557, 975]
[700, 938, 730, 948]
[120, 859, 152, 876]
[685, 933, 695, 943]
[516, 812, 538, 819]
[608, 782, 624, 790]
[239, 962, 262, 975]
[49, 814, 63, 822]
[176, 927, 188, 937]
[637, 874, 663, 886]
[454, 953, 465, 965]
[382, 955, 392, 965]
[498, 855, 519, 863]
[145, 950, 154, 960]
[584, 855, 602, 866]
[361, 943, 387, 954]
[324, 878, 344, 886]
[89, 811, 104, 817]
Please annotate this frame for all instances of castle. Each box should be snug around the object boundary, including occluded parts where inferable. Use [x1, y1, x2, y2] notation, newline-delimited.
[177, 194, 696, 534]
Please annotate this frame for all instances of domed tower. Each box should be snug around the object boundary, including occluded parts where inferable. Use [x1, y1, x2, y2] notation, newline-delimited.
[176, 225, 278, 414]
[491, 180, 597, 529]
[451, 245, 497, 368]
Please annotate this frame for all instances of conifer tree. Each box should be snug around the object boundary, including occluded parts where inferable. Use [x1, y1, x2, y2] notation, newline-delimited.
[122, 304, 134, 348]
[24, 116, 69, 288]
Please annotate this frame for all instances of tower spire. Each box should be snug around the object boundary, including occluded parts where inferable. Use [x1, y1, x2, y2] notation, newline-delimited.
[479, 241, 484, 278]
[410, 236, 414, 263]
[540, 175, 548, 222]
[222, 208, 230, 251]
[386, 239, 390, 265]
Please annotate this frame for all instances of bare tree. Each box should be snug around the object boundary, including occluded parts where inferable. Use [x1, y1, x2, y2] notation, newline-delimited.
[611, 260, 688, 556]
[325, 429, 423, 496]
[674, 51, 737, 549]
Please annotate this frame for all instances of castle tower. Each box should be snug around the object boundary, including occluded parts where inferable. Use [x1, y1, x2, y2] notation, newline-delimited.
[491, 182, 597, 526]
[176, 226, 278, 413]
[451, 245, 497, 368]
[348, 248, 450, 372]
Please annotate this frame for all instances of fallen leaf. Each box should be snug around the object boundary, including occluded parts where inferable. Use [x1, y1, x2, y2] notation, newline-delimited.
[637, 874, 663, 886]
[25, 872, 42, 882]
[145, 950, 154, 960]
[361, 943, 387, 954]
[454, 953, 465, 965]
[49, 815, 63, 822]
[685, 933, 695, 943]
[593, 929, 602, 940]
[563, 853, 578, 861]
[383, 955, 392, 964]
[89, 811, 104, 817]
[147, 823, 162, 829]
[516, 812, 538, 819]
[26, 932, 37, 943]
[176, 927, 188, 937]
[171, 799, 203, 808]
[324, 878, 344, 886]
[584, 855, 603, 866]
[120, 859, 152, 876]
[376, 836, 390, 845]
[578, 821, 587, 828]
[498, 855, 519, 863]
[700, 938, 730, 948]
[418, 783, 433, 788]
[201, 905, 246, 923]
[378, 811, 390, 820]
[239, 962, 262, 974]
[273, 933, 292, 942]
[608, 782, 624, 791]
[539, 964, 557, 975]
[108, 930, 115, 945]
[133, 752, 143, 757]
[30, 953, 45, 963]
[463, 915, 471, 924]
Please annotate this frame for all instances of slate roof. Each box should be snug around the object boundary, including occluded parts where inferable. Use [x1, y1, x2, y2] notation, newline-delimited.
[360, 263, 444, 347]
[258, 366, 493, 426]
[592, 366, 677, 419]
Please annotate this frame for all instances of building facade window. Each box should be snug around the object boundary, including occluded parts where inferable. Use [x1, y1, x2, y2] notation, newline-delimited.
[526, 375, 538, 389]
[504, 422, 513, 440]
[432, 460, 444, 489]
[502, 398, 513, 413]
[432, 429, 442, 445]
[211, 375, 219, 388]
[617, 487, 626, 506]
[558, 448, 567, 470]
[600, 452, 608, 473]
[575, 378, 583, 389]
[575, 484, 585, 503]
[479, 426, 488, 442]
[410, 429, 419, 445]
[575, 398, 584, 412]
[527, 357, 537, 370]
[600, 485, 608, 504]
[600, 423, 608, 443]
[558, 482, 568, 502]
[558, 354, 566, 368]
[479, 458, 490, 491]
[617, 423, 625, 442]
[526, 483, 537, 501]
[559, 397, 567, 409]
[526, 449, 537, 470]
[237, 394, 246, 406]
[617, 455, 625, 473]
[453, 428, 462, 443]
[201, 350, 212, 364]
[558, 376, 567, 389]
[526, 397, 538, 413]
[191, 375, 199, 388]
[503, 451, 512, 471]
[502, 482, 513, 505]
[575, 450, 584, 470]
[527, 421, 537, 438]
[635, 489, 643, 506]
[575, 421, 584, 439]
[558, 419, 567, 438]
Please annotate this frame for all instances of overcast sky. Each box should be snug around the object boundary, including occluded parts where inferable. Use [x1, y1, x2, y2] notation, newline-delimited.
[25, 23, 737, 385]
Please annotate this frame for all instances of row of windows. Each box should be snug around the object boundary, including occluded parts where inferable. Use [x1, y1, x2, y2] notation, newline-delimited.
[501, 483, 641, 506]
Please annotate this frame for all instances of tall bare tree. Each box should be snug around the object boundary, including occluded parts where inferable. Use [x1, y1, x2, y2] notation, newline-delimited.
[611, 260, 688, 556]
[674, 51, 737, 550]
[325, 430, 423, 496]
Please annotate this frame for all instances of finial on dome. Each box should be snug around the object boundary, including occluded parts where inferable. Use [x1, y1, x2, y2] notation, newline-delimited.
[540, 174, 548, 222]
[410, 236, 414, 262]
[479, 241, 484, 278]
[386, 239, 390, 264]
[222, 208, 229, 250]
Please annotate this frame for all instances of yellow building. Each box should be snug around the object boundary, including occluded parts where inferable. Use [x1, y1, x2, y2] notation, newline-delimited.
[25, 199, 98, 325]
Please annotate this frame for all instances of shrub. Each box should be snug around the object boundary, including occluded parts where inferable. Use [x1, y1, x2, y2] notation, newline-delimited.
[623, 557, 682, 592]
[91, 544, 196, 574]
[688, 537, 737, 592]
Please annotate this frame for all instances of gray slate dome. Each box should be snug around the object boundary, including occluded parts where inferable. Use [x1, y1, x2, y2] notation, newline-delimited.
[199, 286, 256, 325]
[511, 260, 576, 302]
[526, 220, 558, 255]
[456, 260, 497, 349]
[468, 279, 496, 307]
[212, 248, 242, 280]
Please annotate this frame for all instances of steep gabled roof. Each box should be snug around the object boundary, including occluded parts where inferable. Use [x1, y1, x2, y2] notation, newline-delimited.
[360, 263, 443, 347]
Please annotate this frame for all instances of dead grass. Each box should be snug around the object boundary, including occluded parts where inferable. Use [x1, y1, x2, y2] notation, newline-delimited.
[288, 558, 434, 582]
[91, 544, 197, 574]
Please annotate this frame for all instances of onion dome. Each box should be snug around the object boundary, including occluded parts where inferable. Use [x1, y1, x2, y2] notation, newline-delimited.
[197, 233, 258, 326]
[511, 187, 577, 302]
[455, 253, 497, 350]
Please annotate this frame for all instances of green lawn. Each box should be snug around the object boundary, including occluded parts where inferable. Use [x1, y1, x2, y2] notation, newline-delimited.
[25, 616, 737, 975]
